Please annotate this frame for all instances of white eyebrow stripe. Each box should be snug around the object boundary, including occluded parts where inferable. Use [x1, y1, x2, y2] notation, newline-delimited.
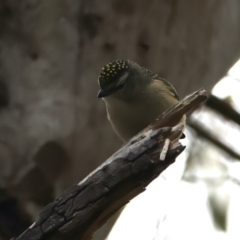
[116, 72, 129, 86]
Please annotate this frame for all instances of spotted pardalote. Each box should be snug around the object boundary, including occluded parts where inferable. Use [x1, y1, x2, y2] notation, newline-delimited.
[98, 60, 185, 142]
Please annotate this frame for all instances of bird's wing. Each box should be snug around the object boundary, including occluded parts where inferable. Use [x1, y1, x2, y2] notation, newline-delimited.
[144, 68, 180, 100]
[155, 75, 179, 100]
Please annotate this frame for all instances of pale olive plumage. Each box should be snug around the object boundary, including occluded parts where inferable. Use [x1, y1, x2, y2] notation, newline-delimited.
[98, 60, 185, 142]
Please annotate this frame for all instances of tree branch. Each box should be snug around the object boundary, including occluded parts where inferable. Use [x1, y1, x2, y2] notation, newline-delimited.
[13, 88, 207, 240]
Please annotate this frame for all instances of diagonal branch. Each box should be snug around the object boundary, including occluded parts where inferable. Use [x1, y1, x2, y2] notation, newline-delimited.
[13, 88, 207, 240]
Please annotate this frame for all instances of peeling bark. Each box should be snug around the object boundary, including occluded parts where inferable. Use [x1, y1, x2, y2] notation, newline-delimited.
[13, 89, 207, 240]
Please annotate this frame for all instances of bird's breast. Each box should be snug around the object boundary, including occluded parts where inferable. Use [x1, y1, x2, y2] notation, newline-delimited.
[103, 96, 171, 142]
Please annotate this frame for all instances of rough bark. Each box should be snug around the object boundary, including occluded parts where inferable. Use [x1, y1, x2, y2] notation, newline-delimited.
[13, 89, 207, 240]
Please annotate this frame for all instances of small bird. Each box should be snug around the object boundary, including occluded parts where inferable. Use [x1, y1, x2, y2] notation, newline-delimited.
[97, 60, 185, 142]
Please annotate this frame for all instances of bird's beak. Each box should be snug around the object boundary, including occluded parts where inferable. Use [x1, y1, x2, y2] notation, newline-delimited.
[97, 84, 125, 98]
[97, 89, 113, 98]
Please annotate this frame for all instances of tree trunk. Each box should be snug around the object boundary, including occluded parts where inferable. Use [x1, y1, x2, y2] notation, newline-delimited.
[0, 0, 239, 239]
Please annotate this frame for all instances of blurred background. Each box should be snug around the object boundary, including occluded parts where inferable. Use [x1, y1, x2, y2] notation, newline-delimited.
[0, 0, 240, 239]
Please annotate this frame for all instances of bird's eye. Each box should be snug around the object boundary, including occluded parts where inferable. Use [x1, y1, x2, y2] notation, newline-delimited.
[116, 72, 129, 86]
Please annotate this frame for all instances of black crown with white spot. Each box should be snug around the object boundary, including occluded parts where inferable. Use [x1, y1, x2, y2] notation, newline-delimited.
[99, 60, 129, 88]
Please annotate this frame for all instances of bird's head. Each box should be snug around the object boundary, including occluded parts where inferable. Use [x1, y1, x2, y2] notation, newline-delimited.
[97, 60, 144, 99]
